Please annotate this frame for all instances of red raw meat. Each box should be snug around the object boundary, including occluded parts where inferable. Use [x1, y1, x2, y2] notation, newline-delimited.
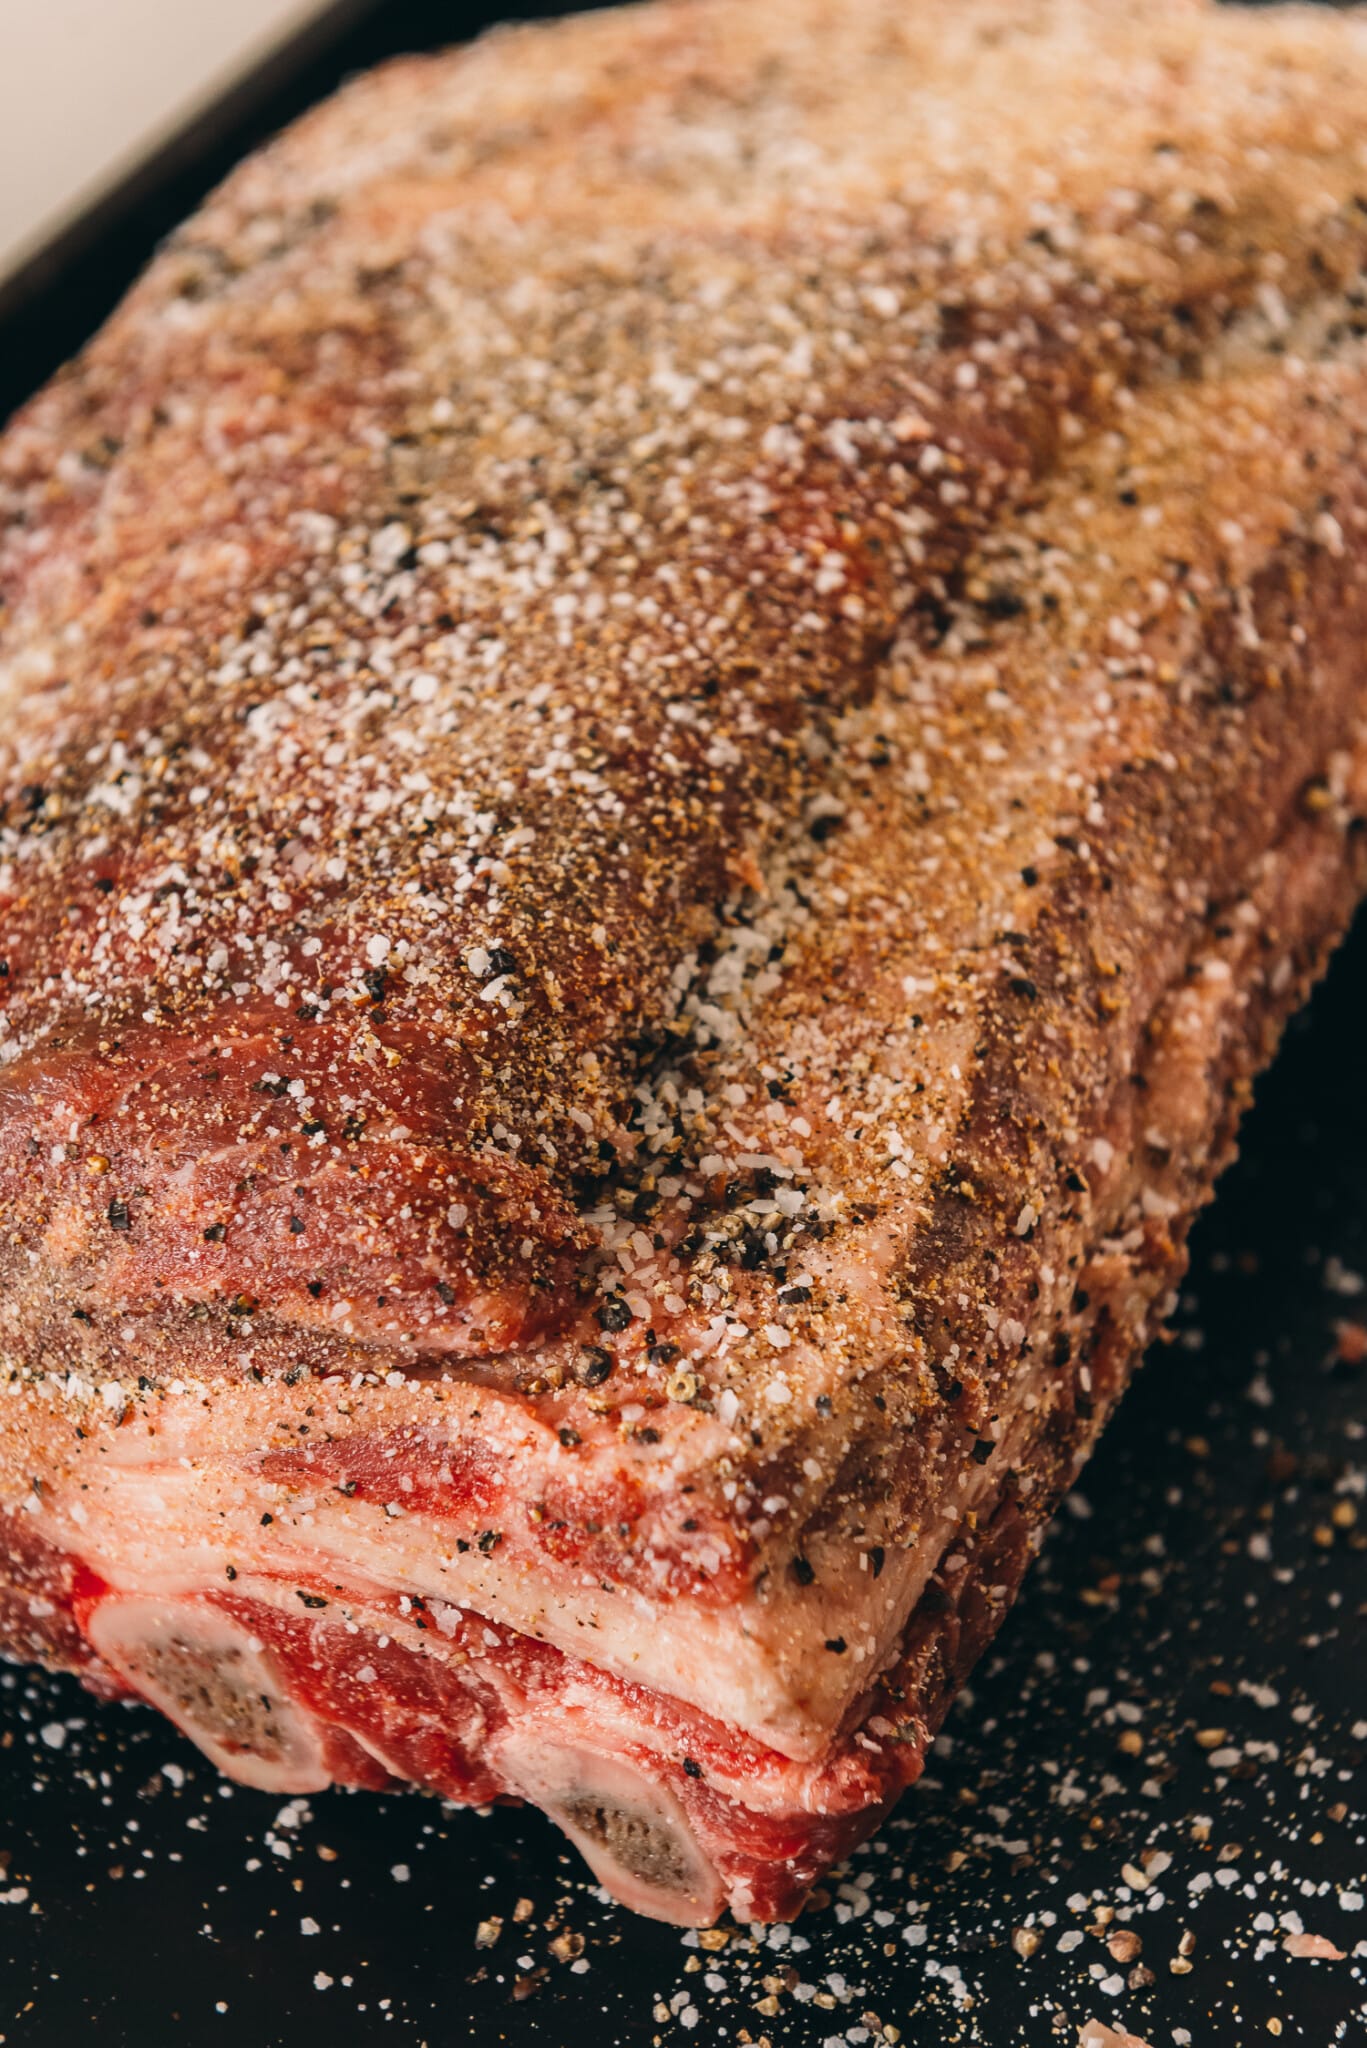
[3, 0, 1367, 1922]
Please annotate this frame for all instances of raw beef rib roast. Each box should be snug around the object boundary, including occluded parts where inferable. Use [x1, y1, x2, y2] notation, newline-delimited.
[1, 0, 1366, 1924]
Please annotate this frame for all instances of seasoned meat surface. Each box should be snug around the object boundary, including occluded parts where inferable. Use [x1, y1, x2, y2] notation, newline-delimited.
[1, 0, 1366, 1920]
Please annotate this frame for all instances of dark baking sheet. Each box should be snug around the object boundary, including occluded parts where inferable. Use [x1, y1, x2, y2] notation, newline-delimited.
[1, 4, 1364, 2044]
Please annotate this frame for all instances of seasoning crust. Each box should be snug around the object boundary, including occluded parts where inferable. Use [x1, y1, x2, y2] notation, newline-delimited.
[2, 0, 1367, 1922]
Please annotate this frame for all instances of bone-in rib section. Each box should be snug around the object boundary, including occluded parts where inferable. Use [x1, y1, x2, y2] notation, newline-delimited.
[2, 0, 1367, 1922]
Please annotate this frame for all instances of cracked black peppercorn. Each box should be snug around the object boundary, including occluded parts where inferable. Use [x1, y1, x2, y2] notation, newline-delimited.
[576, 1348, 614, 1386]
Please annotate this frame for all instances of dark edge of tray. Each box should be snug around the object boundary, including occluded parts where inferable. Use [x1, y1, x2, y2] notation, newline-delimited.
[0, 0, 594, 431]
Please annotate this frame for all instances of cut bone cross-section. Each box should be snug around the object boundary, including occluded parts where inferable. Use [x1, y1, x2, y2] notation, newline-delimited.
[86, 1597, 332, 1794]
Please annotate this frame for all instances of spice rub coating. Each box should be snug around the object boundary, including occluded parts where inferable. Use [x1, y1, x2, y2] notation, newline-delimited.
[2, 0, 1367, 1758]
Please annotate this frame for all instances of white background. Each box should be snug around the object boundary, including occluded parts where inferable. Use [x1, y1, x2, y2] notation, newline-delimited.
[0, 0, 339, 287]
